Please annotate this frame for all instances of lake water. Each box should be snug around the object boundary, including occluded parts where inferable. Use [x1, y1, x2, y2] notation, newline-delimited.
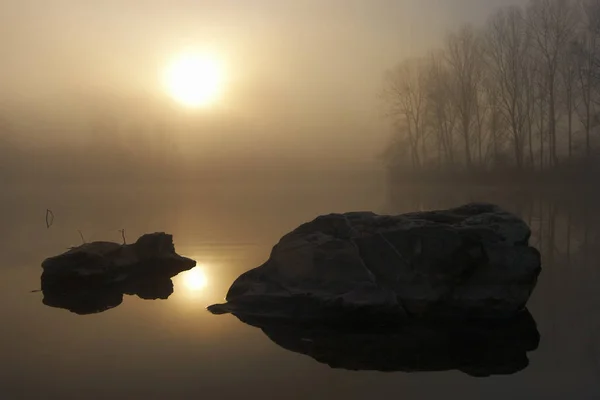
[1, 177, 599, 399]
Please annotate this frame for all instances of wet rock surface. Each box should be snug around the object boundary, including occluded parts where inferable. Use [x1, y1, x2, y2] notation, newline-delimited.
[210, 204, 541, 320]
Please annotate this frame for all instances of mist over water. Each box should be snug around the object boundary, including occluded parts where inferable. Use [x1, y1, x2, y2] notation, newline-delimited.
[0, 178, 599, 398]
[2, 0, 600, 398]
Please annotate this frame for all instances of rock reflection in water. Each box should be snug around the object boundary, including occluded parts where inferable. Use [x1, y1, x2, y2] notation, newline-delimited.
[227, 310, 540, 377]
[42, 268, 180, 315]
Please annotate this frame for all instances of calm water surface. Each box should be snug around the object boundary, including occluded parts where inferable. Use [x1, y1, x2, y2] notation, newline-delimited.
[1, 178, 599, 399]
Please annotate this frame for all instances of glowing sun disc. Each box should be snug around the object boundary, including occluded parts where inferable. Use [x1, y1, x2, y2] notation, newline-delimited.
[182, 267, 208, 291]
[164, 53, 223, 107]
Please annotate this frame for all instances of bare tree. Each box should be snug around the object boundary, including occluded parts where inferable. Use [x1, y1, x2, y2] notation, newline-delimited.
[524, 54, 538, 168]
[425, 52, 457, 168]
[575, 0, 600, 158]
[474, 74, 489, 166]
[445, 25, 484, 169]
[485, 6, 531, 169]
[382, 0, 600, 178]
[383, 59, 429, 170]
[483, 75, 505, 166]
[535, 65, 549, 169]
[527, 0, 579, 166]
[560, 41, 579, 160]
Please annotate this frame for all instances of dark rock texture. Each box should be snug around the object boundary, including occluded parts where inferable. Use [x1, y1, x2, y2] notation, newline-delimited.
[41, 232, 195, 314]
[209, 204, 541, 320]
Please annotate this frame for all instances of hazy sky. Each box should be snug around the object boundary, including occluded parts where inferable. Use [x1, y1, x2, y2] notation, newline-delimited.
[0, 0, 527, 163]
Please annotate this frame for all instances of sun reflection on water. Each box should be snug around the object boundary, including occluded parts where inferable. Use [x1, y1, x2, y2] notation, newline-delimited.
[172, 258, 227, 307]
[184, 267, 208, 290]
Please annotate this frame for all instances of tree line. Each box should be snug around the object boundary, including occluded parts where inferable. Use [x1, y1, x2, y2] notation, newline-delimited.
[383, 0, 600, 177]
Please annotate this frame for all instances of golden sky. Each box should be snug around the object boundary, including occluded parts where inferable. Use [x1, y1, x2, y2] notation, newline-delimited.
[0, 0, 527, 163]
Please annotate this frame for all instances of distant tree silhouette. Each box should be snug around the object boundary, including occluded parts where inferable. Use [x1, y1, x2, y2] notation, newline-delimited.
[383, 0, 600, 181]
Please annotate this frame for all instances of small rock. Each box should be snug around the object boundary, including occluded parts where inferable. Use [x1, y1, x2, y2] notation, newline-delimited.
[40, 232, 195, 314]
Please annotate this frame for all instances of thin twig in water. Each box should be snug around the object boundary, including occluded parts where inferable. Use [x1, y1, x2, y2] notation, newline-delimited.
[45, 209, 54, 229]
[78, 230, 86, 244]
[119, 229, 127, 245]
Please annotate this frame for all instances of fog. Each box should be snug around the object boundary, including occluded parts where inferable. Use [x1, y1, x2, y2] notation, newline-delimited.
[0, 0, 528, 182]
[5, 2, 600, 398]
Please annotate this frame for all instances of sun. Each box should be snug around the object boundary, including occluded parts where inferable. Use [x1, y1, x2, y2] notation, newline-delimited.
[164, 53, 224, 108]
[182, 267, 208, 291]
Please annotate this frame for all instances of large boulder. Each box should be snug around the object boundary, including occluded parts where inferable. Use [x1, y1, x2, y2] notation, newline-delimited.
[41, 232, 195, 314]
[209, 204, 541, 320]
